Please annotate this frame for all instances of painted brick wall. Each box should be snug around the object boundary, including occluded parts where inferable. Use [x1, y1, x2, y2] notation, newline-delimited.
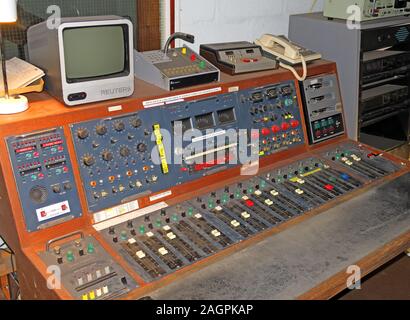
[176, 0, 324, 50]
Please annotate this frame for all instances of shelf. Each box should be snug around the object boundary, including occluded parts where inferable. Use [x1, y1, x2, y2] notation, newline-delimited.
[360, 132, 407, 152]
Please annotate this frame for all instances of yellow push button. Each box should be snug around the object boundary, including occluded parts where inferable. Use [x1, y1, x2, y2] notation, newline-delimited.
[89, 291, 96, 300]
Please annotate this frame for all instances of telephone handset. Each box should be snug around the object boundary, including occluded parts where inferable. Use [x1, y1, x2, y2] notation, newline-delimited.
[255, 34, 322, 81]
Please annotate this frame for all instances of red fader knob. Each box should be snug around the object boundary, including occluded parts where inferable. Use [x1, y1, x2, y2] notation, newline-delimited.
[261, 128, 271, 136]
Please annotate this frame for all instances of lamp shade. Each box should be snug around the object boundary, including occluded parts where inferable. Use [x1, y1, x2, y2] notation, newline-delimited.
[0, 0, 18, 23]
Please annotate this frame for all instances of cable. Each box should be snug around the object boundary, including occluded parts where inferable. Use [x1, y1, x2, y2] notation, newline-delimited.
[279, 55, 307, 81]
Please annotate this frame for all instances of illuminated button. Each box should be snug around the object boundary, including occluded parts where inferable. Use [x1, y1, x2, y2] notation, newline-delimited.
[139, 225, 145, 234]
[325, 184, 334, 191]
[167, 232, 176, 240]
[261, 128, 270, 136]
[199, 61, 206, 69]
[254, 190, 262, 196]
[155, 219, 162, 227]
[187, 207, 194, 216]
[264, 199, 273, 206]
[271, 125, 281, 134]
[230, 220, 240, 227]
[66, 251, 74, 262]
[102, 286, 109, 295]
[181, 47, 187, 55]
[172, 214, 178, 222]
[87, 243, 95, 254]
[341, 174, 350, 181]
[96, 289, 102, 298]
[78, 277, 84, 286]
[158, 247, 168, 255]
[120, 231, 128, 241]
[90, 181, 97, 187]
[290, 120, 300, 128]
[281, 122, 290, 131]
[82, 294, 88, 300]
[190, 53, 196, 61]
[96, 270, 102, 278]
[87, 273, 93, 282]
[295, 189, 304, 195]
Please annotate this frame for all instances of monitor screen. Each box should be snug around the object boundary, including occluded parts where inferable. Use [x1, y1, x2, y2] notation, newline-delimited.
[63, 25, 128, 82]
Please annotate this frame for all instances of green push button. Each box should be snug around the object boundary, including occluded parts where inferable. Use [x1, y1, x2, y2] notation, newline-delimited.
[156, 219, 162, 227]
[66, 250, 74, 262]
[260, 180, 266, 189]
[139, 225, 146, 234]
[187, 207, 194, 216]
[199, 61, 206, 69]
[87, 243, 95, 254]
[120, 231, 128, 241]
[172, 214, 178, 222]
[235, 190, 242, 199]
[208, 200, 215, 209]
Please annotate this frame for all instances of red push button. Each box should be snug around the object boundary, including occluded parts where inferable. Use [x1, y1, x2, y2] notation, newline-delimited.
[324, 184, 334, 191]
[190, 54, 196, 62]
[245, 200, 254, 207]
[281, 122, 290, 131]
[290, 120, 300, 128]
[271, 125, 281, 134]
[261, 128, 270, 136]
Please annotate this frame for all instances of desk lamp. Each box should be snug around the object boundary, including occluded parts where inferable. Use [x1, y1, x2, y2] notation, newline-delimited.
[0, 0, 28, 114]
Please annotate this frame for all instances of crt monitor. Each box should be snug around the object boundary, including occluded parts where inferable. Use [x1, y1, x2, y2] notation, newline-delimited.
[28, 16, 134, 106]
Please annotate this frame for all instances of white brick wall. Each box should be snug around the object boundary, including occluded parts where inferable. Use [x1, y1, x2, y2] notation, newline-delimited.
[175, 0, 324, 50]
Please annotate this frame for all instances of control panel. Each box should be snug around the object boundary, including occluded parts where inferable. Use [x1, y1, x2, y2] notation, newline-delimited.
[200, 41, 278, 75]
[71, 81, 305, 214]
[134, 46, 220, 91]
[6, 128, 82, 232]
[39, 233, 137, 300]
[239, 82, 305, 156]
[301, 74, 345, 144]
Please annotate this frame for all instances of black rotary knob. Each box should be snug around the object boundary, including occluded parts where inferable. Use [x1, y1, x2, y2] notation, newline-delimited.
[83, 155, 96, 166]
[114, 121, 125, 132]
[120, 146, 131, 157]
[137, 143, 147, 153]
[102, 151, 114, 162]
[29, 186, 48, 204]
[77, 128, 89, 140]
[131, 117, 142, 128]
[96, 125, 108, 136]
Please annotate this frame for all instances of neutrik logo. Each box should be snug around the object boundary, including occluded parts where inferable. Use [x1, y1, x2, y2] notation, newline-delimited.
[101, 87, 132, 96]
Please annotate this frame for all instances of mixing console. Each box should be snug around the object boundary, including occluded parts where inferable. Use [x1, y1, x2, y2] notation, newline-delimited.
[39, 233, 137, 300]
[1, 61, 408, 300]
[100, 150, 396, 283]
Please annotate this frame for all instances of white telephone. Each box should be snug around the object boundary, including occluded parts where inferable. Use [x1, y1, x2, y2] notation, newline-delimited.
[255, 34, 322, 81]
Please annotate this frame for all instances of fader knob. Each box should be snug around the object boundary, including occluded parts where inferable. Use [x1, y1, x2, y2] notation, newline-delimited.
[137, 143, 147, 153]
[102, 151, 114, 162]
[120, 146, 131, 157]
[77, 128, 89, 140]
[96, 125, 108, 136]
[83, 155, 96, 167]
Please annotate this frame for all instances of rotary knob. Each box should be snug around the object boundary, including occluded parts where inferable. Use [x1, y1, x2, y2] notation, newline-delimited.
[77, 128, 89, 140]
[137, 143, 147, 153]
[83, 155, 96, 166]
[131, 117, 142, 128]
[114, 121, 125, 132]
[120, 146, 131, 157]
[102, 151, 114, 162]
[96, 125, 108, 136]
[29, 186, 48, 204]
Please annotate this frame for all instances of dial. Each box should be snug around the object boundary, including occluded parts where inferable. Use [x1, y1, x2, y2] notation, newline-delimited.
[77, 128, 89, 140]
[96, 125, 108, 136]
[102, 150, 114, 162]
[120, 146, 131, 157]
[137, 143, 147, 153]
[114, 121, 125, 132]
[82, 154, 96, 167]
[131, 117, 142, 128]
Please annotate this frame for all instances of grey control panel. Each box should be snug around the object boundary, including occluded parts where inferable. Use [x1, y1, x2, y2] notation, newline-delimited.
[301, 74, 345, 144]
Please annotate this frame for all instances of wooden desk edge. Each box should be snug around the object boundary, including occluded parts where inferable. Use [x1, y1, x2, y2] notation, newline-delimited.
[297, 230, 410, 300]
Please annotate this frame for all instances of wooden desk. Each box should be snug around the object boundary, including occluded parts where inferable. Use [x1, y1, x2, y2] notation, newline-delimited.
[147, 173, 410, 300]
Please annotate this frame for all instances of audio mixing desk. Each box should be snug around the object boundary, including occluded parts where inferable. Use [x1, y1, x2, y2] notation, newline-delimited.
[0, 60, 408, 300]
